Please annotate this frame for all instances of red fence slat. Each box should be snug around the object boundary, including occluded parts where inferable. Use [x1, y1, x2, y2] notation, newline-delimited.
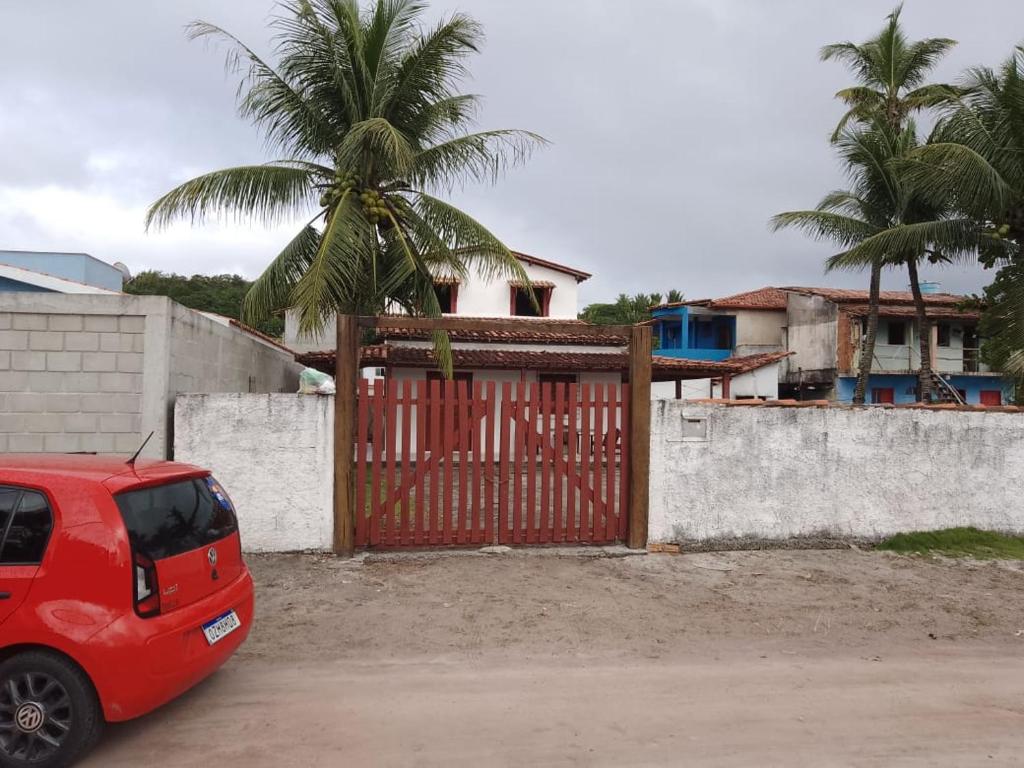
[566, 384, 578, 543]
[525, 383, 539, 544]
[618, 383, 630, 540]
[605, 383, 618, 542]
[456, 380, 470, 545]
[578, 384, 591, 542]
[553, 383, 565, 543]
[355, 378, 370, 546]
[484, 382, 496, 545]
[369, 379, 384, 546]
[400, 380, 413, 546]
[429, 379, 442, 545]
[383, 380, 398, 546]
[498, 383, 512, 544]
[415, 380, 427, 546]
[539, 383, 552, 544]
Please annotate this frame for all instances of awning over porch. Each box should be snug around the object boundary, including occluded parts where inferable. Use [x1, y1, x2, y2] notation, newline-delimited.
[296, 346, 791, 382]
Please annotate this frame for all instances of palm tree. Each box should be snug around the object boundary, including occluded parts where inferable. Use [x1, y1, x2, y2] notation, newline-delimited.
[904, 47, 1024, 374]
[146, 0, 546, 374]
[822, 4, 956, 139]
[772, 124, 913, 403]
[815, 5, 956, 401]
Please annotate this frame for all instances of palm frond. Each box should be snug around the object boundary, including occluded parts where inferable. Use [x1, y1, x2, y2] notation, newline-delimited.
[411, 191, 530, 284]
[903, 141, 1017, 217]
[336, 117, 416, 177]
[242, 223, 322, 324]
[826, 218, 985, 270]
[186, 20, 334, 156]
[411, 130, 548, 190]
[290, 191, 375, 331]
[770, 210, 880, 248]
[145, 164, 315, 230]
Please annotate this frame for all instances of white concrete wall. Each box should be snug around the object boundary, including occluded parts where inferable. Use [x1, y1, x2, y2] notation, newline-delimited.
[734, 309, 786, 349]
[175, 393, 334, 552]
[649, 402, 1024, 543]
[783, 293, 838, 380]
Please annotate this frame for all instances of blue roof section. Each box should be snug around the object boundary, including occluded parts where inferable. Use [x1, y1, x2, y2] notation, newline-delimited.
[0, 250, 124, 291]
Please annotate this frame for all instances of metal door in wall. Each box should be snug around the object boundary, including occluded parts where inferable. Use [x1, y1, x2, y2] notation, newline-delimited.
[353, 379, 630, 548]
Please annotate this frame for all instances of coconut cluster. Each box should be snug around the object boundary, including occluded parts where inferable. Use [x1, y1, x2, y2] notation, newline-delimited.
[320, 170, 359, 208]
[359, 188, 389, 224]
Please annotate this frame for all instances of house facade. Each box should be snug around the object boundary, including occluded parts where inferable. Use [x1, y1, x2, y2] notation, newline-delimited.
[651, 284, 1012, 405]
[649, 288, 789, 400]
[782, 287, 1010, 405]
[285, 251, 589, 354]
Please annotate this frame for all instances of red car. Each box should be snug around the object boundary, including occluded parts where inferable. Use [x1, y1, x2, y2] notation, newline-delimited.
[0, 454, 254, 768]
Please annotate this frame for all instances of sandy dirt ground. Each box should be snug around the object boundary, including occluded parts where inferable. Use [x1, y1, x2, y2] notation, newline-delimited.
[82, 549, 1024, 767]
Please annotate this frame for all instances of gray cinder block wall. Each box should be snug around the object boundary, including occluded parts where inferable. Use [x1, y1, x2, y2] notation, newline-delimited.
[1, 294, 303, 459]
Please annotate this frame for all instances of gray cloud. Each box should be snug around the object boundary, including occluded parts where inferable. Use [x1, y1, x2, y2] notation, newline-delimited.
[0, 0, 1020, 303]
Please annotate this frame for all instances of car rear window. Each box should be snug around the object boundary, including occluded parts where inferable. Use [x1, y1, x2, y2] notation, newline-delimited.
[0, 488, 53, 565]
[115, 477, 238, 560]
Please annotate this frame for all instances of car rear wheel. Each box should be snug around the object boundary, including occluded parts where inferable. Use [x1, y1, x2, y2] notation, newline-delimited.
[0, 652, 103, 768]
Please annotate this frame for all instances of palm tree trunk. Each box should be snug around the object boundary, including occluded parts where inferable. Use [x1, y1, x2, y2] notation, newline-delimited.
[906, 258, 934, 402]
[853, 261, 882, 404]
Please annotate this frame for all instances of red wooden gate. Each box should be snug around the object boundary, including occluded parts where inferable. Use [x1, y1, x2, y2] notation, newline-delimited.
[354, 379, 630, 548]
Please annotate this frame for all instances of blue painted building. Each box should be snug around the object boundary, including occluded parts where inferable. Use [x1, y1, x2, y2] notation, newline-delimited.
[0, 250, 125, 293]
[650, 304, 736, 361]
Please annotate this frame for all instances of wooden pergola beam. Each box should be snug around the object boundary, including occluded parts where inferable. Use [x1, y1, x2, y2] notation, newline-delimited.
[358, 315, 633, 339]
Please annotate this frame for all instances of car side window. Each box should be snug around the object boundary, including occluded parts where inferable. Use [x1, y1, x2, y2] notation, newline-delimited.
[0, 488, 18, 548]
[0, 489, 53, 565]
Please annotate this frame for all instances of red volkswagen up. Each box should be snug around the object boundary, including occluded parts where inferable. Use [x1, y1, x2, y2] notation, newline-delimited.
[0, 454, 254, 768]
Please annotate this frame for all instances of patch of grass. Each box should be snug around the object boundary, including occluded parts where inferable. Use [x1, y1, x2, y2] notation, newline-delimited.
[876, 527, 1024, 560]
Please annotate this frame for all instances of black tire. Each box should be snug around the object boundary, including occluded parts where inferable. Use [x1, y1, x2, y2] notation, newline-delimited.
[0, 651, 104, 768]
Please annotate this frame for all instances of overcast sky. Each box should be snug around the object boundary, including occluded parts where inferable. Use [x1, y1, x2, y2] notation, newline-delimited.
[1, 1, 1020, 305]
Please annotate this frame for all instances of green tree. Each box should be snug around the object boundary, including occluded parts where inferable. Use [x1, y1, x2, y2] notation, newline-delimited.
[579, 291, 683, 326]
[146, 0, 545, 374]
[978, 260, 1024, 400]
[777, 6, 956, 402]
[124, 271, 285, 337]
[904, 47, 1024, 375]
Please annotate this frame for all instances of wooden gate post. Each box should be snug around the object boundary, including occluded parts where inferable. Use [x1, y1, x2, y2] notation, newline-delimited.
[334, 313, 359, 556]
[627, 325, 652, 549]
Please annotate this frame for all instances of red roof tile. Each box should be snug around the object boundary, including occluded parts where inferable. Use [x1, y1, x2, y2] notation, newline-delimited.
[665, 287, 789, 311]
[377, 325, 627, 346]
[783, 287, 967, 306]
[841, 304, 981, 320]
[297, 347, 789, 381]
[511, 251, 591, 282]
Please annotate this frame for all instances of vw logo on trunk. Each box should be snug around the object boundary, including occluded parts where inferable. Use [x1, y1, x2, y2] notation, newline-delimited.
[207, 547, 218, 567]
[15, 703, 45, 734]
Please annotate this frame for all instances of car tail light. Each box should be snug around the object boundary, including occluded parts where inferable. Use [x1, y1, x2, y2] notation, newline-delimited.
[134, 551, 161, 618]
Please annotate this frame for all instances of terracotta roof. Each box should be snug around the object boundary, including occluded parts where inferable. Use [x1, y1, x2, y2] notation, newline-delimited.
[297, 348, 789, 381]
[377, 326, 627, 346]
[509, 279, 556, 289]
[511, 251, 591, 282]
[227, 318, 294, 353]
[842, 304, 982, 320]
[783, 287, 966, 306]
[660, 287, 788, 311]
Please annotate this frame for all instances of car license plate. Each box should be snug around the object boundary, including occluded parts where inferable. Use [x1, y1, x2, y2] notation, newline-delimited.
[202, 610, 241, 646]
